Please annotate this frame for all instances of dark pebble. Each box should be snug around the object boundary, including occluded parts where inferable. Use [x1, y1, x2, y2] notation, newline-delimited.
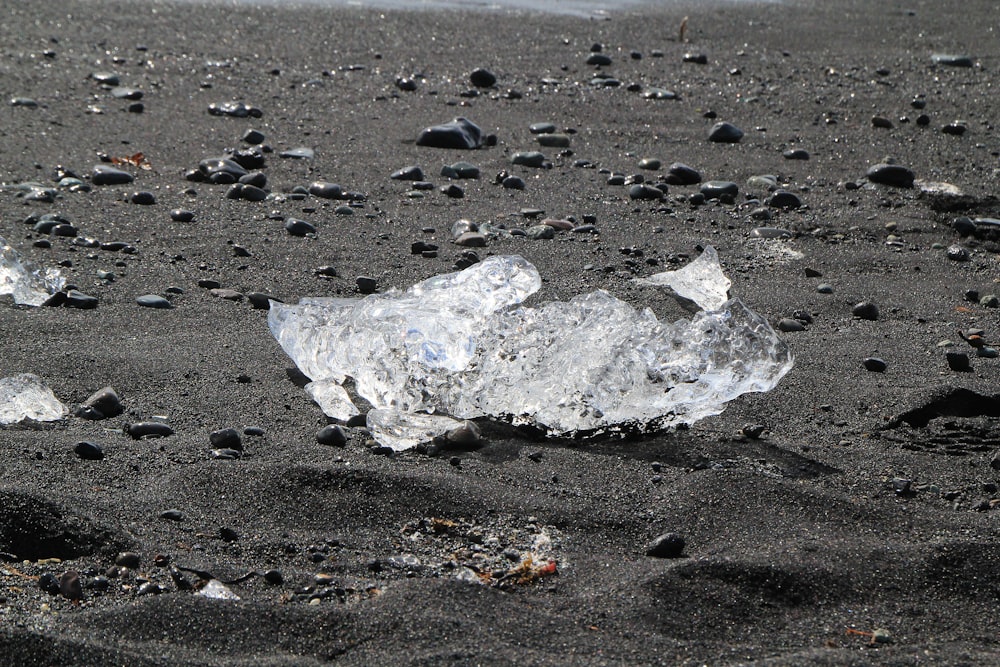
[638, 158, 661, 171]
[136, 294, 173, 309]
[942, 122, 967, 136]
[356, 276, 378, 294]
[767, 190, 802, 209]
[91, 165, 134, 186]
[441, 184, 464, 198]
[285, 218, 316, 236]
[73, 441, 104, 460]
[159, 509, 184, 521]
[38, 572, 61, 595]
[211, 448, 242, 460]
[115, 552, 141, 568]
[262, 569, 284, 585]
[76, 386, 122, 420]
[783, 148, 810, 160]
[946, 351, 972, 372]
[199, 157, 248, 181]
[210, 428, 243, 451]
[777, 318, 805, 332]
[586, 53, 612, 66]
[170, 209, 195, 222]
[502, 176, 525, 189]
[931, 53, 974, 67]
[866, 163, 914, 188]
[442, 161, 480, 179]
[391, 166, 423, 181]
[238, 184, 268, 201]
[852, 302, 879, 321]
[665, 162, 702, 185]
[682, 53, 708, 64]
[248, 292, 279, 309]
[862, 357, 888, 372]
[645, 533, 686, 558]
[242, 129, 265, 144]
[127, 422, 174, 439]
[416, 117, 485, 149]
[700, 181, 739, 199]
[629, 183, 665, 200]
[708, 122, 743, 143]
[210, 288, 244, 301]
[469, 68, 497, 88]
[64, 290, 99, 309]
[59, 571, 83, 601]
[308, 181, 345, 199]
[317, 424, 348, 447]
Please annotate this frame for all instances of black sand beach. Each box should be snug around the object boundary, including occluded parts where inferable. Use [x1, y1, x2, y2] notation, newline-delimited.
[2, 0, 1000, 664]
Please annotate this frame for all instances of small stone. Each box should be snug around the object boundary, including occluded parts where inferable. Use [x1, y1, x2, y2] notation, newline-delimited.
[136, 294, 173, 309]
[285, 218, 316, 236]
[76, 387, 122, 420]
[777, 318, 805, 332]
[90, 71, 120, 86]
[170, 209, 195, 222]
[91, 165, 134, 186]
[308, 181, 344, 199]
[931, 53, 974, 67]
[441, 184, 464, 198]
[356, 276, 377, 294]
[210, 288, 244, 301]
[73, 441, 104, 460]
[862, 357, 888, 372]
[248, 292, 279, 309]
[767, 191, 802, 209]
[317, 424, 348, 447]
[946, 245, 970, 262]
[586, 54, 612, 66]
[645, 533, 685, 558]
[115, 552, 141, 568]
[708, 122, 743, 143]
[817, 284, 834, 294]
[946, 351, 971, 372]
[159, 509, 184, 521]
[210, 428, 242, 451]
[441, 162, 480, 179]
[526, 225, 555, 240]
[664, 163, 701, 185]
[638, 158, 661, 171]
[416, 117, 485, 149]
[64, 290, 99, 309]
[502, 175, 525, 189]
[629, 183, 665, 201]
[536, 134, 571, 148]
[700, 181, 739, 199]
[242, 129, 265, 144]
[852, 302, 879, 321]
[445, 421, 482, 447]
[871, 116, 893, 129]
[262, 569, 284, 585]
[391, 166, 423, 181]
[127, 422, 174, 439]
[469, 68, 497, 88]
[529, 122, 556, 134]
[642, 87, 679, 100]
[279, 147, 314, 159]
[59, 571, 83, 601]
[942, 122, 967, 136]
[683, 53, 708, 64]
[511, 152, 547, 168]
[454, 231, 487, 247]
[783, 148, 810, 160]
[866, 163, 915, 188]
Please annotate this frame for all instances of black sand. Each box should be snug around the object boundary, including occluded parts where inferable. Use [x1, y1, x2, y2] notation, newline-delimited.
[2, 0, 1000, 664]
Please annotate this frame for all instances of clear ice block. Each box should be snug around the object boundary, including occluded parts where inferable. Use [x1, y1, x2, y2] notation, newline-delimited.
[0, 236, 64, 306]
[0, 373, 67, 424]
[269, 249, 792, 450]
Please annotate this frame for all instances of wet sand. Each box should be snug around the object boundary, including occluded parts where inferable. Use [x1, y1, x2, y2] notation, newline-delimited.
[2, 0, 1000, 664]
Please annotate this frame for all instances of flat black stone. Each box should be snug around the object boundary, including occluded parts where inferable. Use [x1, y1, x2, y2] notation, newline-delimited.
[866, 163, 914, 188]
[91, 165, 134, 186]
[416, 117, 485, 149]
[73, 441, 104, 461]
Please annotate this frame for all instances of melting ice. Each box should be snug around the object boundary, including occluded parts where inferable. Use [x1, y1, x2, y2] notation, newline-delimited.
[0, 236, 64, 306]
[0, 373, 67, 425]
[269, 248, 793, 450]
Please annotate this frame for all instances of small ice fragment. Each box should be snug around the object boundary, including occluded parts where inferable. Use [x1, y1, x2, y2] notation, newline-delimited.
[197, 579, 240, 600]
[634, 245, 731, 311]
[366, 409, 463, 452]
[0, 373, 67, 424]
[0, 236, 65, 306]
[269, 249, 791, 449]
[305, 379, 359, 421]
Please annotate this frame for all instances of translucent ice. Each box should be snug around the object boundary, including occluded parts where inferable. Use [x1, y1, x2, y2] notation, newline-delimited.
[0, 373, 67, 424]
[269, 249, 792, 450]
[0, 236, 64, 306]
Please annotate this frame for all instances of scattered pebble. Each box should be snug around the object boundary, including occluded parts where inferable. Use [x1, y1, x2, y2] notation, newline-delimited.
[852, 302, 879, 321]
[469, 68, 496, 88]
[416, 117, 485, 149]
[862, 357, 888, 372]
[136, 294, 173, 309]
[317, 424, 348, 447]
[645, 533, 685, 558]
[708, 122, 743, 143]
[91, 165, 134, 186]
[127, 422, 174, 439]
[866, 163, 914, 188]
[73, 441, 104, 460]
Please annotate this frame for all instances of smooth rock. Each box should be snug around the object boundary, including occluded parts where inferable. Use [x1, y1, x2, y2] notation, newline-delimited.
[454, 231, 487, 247]
[356, 277, 378, 294]
[199, 157, 247, 181]
[210, 428, 243, 451]
[768, 191, 802, 209]
[642, 87, 679, 100]
[536, 134, 570, 148]
[285, 218, 316, 236]
[511, 152, 547, 168]
[317, 424, 348, 447]
[665, 163, 701, 185]
[64, 290, 98, 309]
[629, 184, 665, 201]
[700, 181, 739, 199]
[91, 165, 134, 186]
[852, 302, 879, 321]
[529, 122, 556, 134]
[441, 162, 480, 179]
[526, 225, 555, 240]
[130, 192, 156, 205]
[783, 148, 810, 160]
[586, 54, 612, 66]
[391, 166, 423, 181]
[128, 422, 174, 439]
[708, 122, 743, 143]
[136, 294, 173, 309]
[932, 53, 974, 67]
[416, 117, 485, 149]
[469, 68, 497, 88]
[863, 357, 888, 372]
[867, 163, 914, 188]
[646, 533, 685, 558]
[751, 227, 792, 239]
[170, 209, 195, 222]
[76, 387, 122, 420]
[777, 318, 805, 332]
[73, 441, 104, 461]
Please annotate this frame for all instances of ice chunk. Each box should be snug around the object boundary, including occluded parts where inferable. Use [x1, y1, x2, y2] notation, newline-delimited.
[367, 409, 464, 452]
[269, 249, 792, 449]
[633, 245, 730, 311]
[197, 579, 240, 600]
[0, 373, 67, 424]
[0, 236, 64, 306]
